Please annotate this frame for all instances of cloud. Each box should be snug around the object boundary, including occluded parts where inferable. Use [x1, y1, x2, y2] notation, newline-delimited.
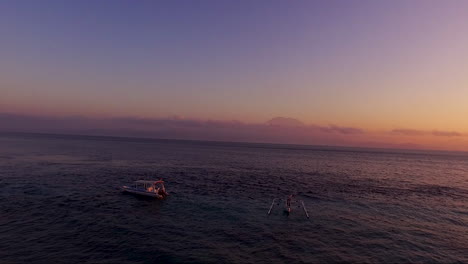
[432, 130, 462, 137]
[0, 113, 366, 146]
[267, 117, 304, 127]
[1, 113, 466, 150]
[391, 129, 425, 136]
[319, 125, 364, 135]
[266, 117, 363, 134]
[391, 128, 464, 137]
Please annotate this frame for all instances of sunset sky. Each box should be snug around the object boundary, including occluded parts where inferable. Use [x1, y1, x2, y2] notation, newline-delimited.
[1, 0, 468, 150]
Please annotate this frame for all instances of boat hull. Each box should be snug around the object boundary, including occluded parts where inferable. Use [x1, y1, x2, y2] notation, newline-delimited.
[122, 186, 165, 199]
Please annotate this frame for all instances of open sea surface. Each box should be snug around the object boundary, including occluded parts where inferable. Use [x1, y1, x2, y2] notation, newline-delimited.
[0, 133, 467, 263]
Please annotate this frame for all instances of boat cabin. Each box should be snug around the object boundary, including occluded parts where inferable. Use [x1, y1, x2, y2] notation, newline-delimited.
[122, 179, 168, 199]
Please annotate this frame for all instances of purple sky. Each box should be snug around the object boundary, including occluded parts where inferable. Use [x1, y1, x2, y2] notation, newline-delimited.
[1, 0, 468, 150]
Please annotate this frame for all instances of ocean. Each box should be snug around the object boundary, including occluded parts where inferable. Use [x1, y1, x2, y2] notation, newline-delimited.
[0, 133, 467, 263]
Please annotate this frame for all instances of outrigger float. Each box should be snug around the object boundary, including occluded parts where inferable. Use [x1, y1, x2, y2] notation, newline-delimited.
[122, 180, 169, 199]
[268, 195, 309, 219]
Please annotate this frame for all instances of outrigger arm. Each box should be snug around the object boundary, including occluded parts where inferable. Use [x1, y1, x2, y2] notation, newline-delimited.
[300, 200, 310, 219]
[268, 198, 277, 215]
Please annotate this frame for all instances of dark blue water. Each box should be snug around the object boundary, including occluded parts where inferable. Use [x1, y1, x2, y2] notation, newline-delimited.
[1, 133, 467, 263]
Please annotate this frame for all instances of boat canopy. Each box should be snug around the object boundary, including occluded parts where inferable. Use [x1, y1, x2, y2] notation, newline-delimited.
[135, 180, 164, 184]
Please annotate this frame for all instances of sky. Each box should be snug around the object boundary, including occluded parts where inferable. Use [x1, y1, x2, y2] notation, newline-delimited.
[1, 0, 468, 150]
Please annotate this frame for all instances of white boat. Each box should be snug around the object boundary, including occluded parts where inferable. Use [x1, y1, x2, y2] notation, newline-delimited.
[122, 180, 169, 199]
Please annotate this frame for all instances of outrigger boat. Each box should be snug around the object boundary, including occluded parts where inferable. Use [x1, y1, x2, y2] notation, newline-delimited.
[268, 194, 309, 219]
[122, 180, 169, 199]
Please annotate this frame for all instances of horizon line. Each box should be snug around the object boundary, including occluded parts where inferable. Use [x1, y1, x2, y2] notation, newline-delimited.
[2, 131, 467, 156]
